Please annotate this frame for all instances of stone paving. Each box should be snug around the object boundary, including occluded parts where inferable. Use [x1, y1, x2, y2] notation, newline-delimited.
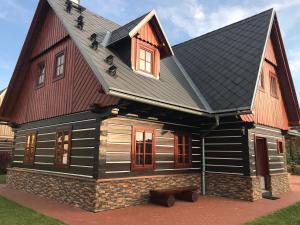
[0, 175, 300, 225]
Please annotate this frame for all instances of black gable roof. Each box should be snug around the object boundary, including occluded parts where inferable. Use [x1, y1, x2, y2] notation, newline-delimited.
[174, 9, 274, 112]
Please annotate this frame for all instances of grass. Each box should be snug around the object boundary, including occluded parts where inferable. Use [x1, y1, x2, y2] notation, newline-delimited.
[0, 196, 66, 225]
[244, 202, 300, 225]
[0, 175, 6, 184]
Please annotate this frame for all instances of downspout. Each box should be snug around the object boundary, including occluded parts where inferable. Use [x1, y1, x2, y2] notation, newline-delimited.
[202, 116, 220, 196]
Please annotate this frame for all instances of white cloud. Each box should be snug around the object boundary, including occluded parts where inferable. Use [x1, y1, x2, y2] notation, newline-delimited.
[289, 50, 300, 78]
[0, 0, 30, 23]
[157, 0, 300, 39]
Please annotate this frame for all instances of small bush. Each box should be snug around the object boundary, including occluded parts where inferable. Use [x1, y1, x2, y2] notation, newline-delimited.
[288, 163, 300, 176]
[0, 152, 11, 174]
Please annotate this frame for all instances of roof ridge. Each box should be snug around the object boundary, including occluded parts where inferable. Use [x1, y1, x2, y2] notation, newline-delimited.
[173, 8, 274, 49]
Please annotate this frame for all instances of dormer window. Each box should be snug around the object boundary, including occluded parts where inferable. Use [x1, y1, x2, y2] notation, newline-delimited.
[134, 41, 159, 78]
[139, 48, 153, 74]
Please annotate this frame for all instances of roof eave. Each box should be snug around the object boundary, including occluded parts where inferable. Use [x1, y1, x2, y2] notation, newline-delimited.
[108, 88, 209, 116]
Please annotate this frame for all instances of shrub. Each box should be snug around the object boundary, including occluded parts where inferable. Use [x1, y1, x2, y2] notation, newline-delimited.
[0, 152, 11, 174]
[288, 162, 300, 176]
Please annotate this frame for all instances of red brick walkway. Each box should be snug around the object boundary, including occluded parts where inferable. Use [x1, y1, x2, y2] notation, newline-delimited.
[1, 176, 300, 225]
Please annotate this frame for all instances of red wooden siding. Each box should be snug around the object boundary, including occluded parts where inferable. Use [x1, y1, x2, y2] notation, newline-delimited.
[31, 8, 68, 58]
[10, 8, 119, 124]
[241, 38, 289, 130]
[131, 21, 161, 77]
[136, 22, 159, 47]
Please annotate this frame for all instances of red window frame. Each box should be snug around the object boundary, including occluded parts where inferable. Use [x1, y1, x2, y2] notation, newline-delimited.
[54, 126, 72, 168]
[139, 47, 154, 74]
[36, 62, 45, 88]
[53, 51, 65, 80]
[174, 133, 192, 168]
[135, 41, 158, 77]
[24, 132, 37, 165]
[131, 127, 156, 171]
[269, 72, 278, 98]
[277, 140, 284, 154]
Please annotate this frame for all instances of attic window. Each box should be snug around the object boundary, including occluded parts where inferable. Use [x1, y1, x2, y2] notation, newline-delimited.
[36, 63, 45, 88]
[134, 41, 159, 78]
[258, 70, 264, 90]
[269, 72, 278, 98]
[139, 48, 153, 74]
[54, 51, 65, 80]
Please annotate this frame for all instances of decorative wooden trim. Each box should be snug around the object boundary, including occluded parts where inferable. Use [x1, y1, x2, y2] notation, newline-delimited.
[174, 132, 192, 168]
[131, 126, 156, 171]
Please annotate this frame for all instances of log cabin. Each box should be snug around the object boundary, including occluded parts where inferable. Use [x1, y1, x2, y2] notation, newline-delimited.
[0, 89, 13, 172]
[0, 0, 299, 211]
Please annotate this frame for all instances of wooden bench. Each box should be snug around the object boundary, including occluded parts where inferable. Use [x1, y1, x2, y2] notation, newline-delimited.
[149, 186, 199, 207]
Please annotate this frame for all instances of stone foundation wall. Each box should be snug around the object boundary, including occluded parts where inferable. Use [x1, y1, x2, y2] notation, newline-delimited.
[95, 174, 201, 211]
[7, 168, 97, 211]
[7, 168, 201, 212]
[269, 173, 290, 196]
[205, 172, 262, 201]
[7, 168, 290, 212]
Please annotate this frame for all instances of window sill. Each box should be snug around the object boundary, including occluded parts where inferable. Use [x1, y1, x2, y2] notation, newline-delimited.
[53, 75, 64, 82]
[35, 84, 45, 90]
[134, 69, 159, 80]
[131, 166, 155, 172]
[175, 165, 192, 169]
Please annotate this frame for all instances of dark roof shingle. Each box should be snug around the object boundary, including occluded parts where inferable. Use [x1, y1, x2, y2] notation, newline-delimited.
[173, 9, 274, 111]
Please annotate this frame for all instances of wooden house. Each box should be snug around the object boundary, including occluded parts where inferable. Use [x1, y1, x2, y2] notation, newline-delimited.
[0, 89, 13, 171]
[0, 0, 299, 211]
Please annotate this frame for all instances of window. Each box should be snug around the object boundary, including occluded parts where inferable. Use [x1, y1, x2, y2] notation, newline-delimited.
[174, 133, 192, 168]
[139, 48, 153, 74]
[131, 127, 155, 171]
[270, 72, 278, 98]
[24, 133, 37, 164]
[36, 63, 45, 87]
[277, 140, 284, 154]
[54, 127, 72, 167]
[54, 52, 65, 79]
[259, 70, 264, 90]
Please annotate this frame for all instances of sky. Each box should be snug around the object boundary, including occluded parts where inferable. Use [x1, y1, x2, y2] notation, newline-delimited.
[0, 0, 299, 101]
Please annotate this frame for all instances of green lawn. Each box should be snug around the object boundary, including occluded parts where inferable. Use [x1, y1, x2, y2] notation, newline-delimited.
[0, 197, 66, 225]
[0, 175, 6, 184]
[244, 202, 300, 225]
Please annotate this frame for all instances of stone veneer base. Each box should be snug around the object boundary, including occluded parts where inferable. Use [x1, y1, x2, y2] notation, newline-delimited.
[7, 168, 201, 212]
[205, 172, 262, 201]
[6, 168, 290, 212]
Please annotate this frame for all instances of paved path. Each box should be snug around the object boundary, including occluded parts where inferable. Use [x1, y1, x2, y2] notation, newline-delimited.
[1, 176, 300, 225]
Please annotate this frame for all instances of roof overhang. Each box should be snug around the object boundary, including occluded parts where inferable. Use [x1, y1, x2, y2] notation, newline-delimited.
[128, 10, 174, 58]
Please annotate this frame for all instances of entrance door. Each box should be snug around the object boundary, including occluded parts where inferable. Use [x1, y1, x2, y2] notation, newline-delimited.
[255, 137, 269, 191]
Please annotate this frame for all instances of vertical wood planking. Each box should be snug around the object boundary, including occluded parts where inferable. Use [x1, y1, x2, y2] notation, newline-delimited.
[243, 38, 289, 130]
[9, 8, 119, 124]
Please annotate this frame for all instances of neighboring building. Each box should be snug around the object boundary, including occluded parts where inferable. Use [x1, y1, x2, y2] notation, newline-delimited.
[0, 0, 299, 211]
[0, 88, 13, 153]
[0, 88, 14, 172]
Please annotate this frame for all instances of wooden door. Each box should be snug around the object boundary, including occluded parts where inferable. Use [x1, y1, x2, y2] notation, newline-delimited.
[255, 137, 269, 190]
